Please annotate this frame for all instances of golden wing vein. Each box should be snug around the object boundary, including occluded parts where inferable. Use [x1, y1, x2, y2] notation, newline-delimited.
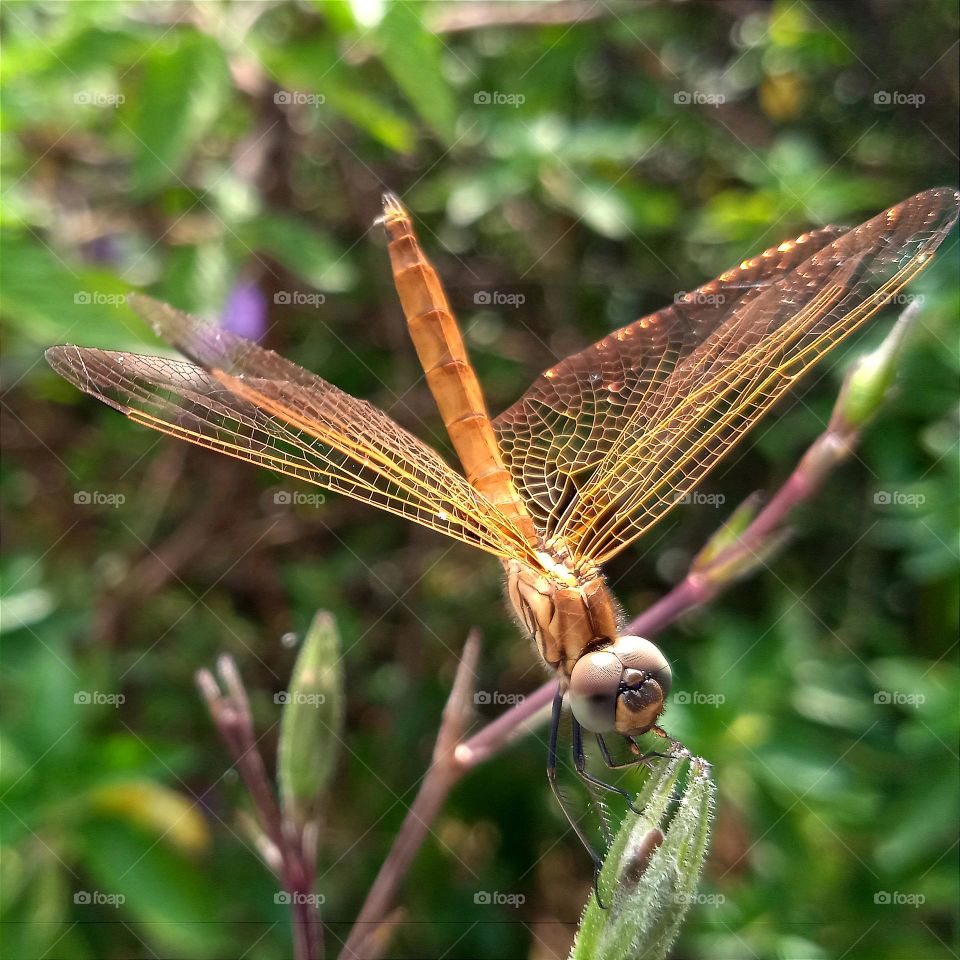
[495, 187, 958, 568]
[45, 347, 535, 562]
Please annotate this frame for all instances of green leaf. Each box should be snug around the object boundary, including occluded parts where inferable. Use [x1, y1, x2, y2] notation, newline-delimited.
[130, 31, 231, 196]
[156, 240, 233, 316]
[376, 1, 458, 147]
[277, 611, 345, 827]
[235, 214, 356, 292]
[0, 231, 157, 352]
[82, 818, 223, 957]
[572, 755, 716, 960]
[259, 35, 416, 153]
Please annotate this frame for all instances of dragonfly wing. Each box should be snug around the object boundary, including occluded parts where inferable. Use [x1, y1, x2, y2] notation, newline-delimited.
[495, 187, 959, 567]
[495, 222, 848, 538]
[47, 345, 536, 562]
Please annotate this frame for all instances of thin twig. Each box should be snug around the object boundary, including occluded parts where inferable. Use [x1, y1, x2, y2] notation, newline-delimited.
[340, 632, 482, 960]
[198, 658, 323, 960]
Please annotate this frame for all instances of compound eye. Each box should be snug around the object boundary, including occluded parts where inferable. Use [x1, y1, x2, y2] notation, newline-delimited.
[611, 636, 672, 698]
[568, 650, 621, 733]
[609, 636, 672, 736]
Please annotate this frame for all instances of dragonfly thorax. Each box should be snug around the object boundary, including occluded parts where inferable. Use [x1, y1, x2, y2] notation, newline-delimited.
[504, 560, 672, 736]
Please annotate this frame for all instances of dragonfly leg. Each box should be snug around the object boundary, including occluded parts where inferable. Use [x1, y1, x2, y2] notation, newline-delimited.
[570, 720, 642, 815]
[650, 724, 686, 757]
[596, 732, 658, 769]
[547, 685, 608, 909]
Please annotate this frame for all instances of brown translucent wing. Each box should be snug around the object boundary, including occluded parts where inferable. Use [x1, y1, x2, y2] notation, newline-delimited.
[494, 225, 848, 536]
[496, 187, 959, 567]
[46, 343, 538, 564]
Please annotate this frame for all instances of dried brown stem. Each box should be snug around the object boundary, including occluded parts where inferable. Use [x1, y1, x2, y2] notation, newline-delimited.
[339, 632, 481, 960]
[197, 659, 323, 960]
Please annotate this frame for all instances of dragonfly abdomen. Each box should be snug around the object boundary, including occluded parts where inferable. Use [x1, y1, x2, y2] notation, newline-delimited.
[382, 193, 538, 547]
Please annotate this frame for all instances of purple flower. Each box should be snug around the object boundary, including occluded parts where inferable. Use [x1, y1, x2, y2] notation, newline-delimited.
[221, 280, 267, 341]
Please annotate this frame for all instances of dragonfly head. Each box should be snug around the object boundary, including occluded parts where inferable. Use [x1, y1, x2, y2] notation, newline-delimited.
[568, 636, 671, 736]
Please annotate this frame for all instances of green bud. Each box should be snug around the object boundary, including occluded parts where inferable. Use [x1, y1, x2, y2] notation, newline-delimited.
[571, 755, 716, 960]
[833, 300, 921, 431]
[277, 611, 344, 827]
[692, 492, 764, 572]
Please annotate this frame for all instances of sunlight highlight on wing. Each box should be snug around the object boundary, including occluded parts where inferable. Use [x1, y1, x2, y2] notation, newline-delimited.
[45, 346, 539, 564]
[496, 187, 959, 568]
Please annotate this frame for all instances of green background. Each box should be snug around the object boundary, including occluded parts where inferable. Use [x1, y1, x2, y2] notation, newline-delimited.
[1, 1, 957, 958]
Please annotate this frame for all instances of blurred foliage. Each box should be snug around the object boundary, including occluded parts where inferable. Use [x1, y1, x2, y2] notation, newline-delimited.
[1, 1, 958, 958]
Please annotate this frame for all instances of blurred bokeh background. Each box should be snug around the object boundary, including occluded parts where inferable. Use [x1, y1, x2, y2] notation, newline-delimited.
[2, 1, 958, 958]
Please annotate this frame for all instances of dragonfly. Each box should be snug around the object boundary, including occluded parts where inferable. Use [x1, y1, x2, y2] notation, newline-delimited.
[48, 187, 958, 872]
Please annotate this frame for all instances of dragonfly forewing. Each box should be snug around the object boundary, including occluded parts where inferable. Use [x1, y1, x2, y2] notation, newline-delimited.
[45, 343, 538, 564]
[495, 187, 959, 567]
